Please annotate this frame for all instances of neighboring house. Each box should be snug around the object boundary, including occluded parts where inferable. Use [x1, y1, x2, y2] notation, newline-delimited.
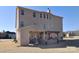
[64, 30, 79, 38]
[6, 31, 16, 39]
[0, 32, 6, 39]
[0, 31, 16, 39]
[16, 7, 63, 46]
[63, 32, 70, 38]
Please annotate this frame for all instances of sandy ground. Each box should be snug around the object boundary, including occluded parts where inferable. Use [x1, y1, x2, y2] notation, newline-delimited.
[0, 39, 79, 53]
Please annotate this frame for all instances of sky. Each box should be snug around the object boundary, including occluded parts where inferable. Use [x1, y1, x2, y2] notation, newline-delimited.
[0, 6, 79, 32]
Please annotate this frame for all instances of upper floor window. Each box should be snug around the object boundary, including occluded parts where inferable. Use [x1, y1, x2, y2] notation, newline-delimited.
[47, 14, 48, 19]
[43, 13, 45, 18]
[20, 9, 24, 15]
[40, 13, 42, 18]
[33, 12, 36, 18]
[44, 24, 46, 29]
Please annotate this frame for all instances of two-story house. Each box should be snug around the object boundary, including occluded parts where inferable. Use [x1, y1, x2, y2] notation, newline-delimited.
[16, 7, 63, 46]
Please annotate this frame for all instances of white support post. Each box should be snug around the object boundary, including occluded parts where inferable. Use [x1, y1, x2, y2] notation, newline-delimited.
[43, 31, 46, 40]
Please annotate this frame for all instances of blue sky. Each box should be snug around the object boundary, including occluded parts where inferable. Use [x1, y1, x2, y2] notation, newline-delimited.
[0, 6, 79, 32]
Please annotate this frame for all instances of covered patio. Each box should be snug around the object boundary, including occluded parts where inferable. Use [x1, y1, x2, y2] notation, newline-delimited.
[19, 25, 63, 46]
[29, 31, 61, 45]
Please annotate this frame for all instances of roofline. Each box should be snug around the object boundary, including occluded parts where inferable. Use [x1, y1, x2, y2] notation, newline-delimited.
[16, 6, 50, 13]
[16, 6, 63, 18]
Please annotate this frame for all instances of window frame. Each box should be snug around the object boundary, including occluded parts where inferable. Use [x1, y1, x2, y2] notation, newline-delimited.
[47, 14, 48, 19]
[43, 13, 46, 18]
[33, 12, 36, 18]
[20, 9, 24, 15]
[40, 13, 42, 18]
[20, 21, 24, 27]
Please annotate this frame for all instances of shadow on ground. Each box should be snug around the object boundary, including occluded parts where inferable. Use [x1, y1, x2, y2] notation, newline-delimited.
[19, 39, 79, 49]
[20, 40, 67, 49]
[39, 39, 79, 49]
[65, 39, 79, 47]
[38, 40, 67, 49]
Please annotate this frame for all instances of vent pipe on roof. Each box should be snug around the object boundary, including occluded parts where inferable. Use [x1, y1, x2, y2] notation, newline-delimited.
[47, 8, 51, 13]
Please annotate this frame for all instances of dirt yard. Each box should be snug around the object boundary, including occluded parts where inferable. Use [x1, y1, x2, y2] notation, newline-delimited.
[0, 39, 79, 53]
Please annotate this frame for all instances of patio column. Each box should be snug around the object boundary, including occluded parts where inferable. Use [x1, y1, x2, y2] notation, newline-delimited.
[43, 31, 46, 40]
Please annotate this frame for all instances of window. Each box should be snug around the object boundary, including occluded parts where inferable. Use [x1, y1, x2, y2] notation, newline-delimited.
[33, 12, 36, 17]
[47, 14, 48, 19]
[44, 24, 46, 29]
[20, 21, 24, 27]
[20, 10, 24, 15]
[40, 13, 42, 18]
[43, 13, 45, 18]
